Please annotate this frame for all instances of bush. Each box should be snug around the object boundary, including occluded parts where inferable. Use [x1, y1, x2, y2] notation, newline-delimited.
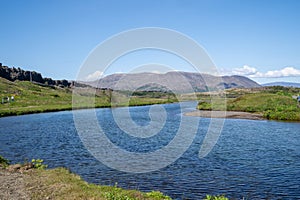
[146, 191, 172, 199]
[204, 194, 228, 200]
[31, 159, 48, 169]
[198, 101, 212, 110]
[0, 155, 9, 168]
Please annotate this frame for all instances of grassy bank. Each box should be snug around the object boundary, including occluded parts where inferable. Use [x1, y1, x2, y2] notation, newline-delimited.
[0, 78, 177, 117]
[0, 156, 171, 200]
[26, 167, 171, 200]
[0, 156, 229, 200]
[197, 86, 300, 121]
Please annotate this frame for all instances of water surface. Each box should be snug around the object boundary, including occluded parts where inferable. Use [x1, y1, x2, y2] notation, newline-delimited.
[0, 102, 299, 199]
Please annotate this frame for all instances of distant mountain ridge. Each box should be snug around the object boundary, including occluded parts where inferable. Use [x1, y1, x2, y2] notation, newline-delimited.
[89, 71, 261, 92]
[0, 63, 262, 92]
[262, 82, 300, 88]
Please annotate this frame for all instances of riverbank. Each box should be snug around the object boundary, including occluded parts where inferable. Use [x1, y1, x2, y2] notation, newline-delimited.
[0, 78, 177, 118]
[0, 154, 231, 200]
[0, 165, 171, 200]
[0, 100, 175, 118]
[185, 110, 264, 120]
[196, 87, 300, 121]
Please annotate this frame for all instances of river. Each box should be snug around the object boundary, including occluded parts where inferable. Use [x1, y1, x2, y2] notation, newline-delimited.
[0, 101, 299, 199]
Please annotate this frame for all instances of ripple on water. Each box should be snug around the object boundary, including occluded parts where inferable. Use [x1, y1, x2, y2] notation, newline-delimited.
[0, 102, 300, 199]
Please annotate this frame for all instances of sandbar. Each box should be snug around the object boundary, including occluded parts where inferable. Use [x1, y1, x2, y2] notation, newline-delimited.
[184, 110, 264, 120]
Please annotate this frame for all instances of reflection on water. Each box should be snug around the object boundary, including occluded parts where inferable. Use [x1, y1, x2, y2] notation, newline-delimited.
[0, 102, 299, 199]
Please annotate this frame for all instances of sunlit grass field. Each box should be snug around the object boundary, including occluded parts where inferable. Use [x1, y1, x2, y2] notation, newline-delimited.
[0, 78, 177, 117]
[197, 86, 300, 121]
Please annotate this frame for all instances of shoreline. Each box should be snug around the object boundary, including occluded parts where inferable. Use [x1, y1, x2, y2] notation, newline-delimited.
[0, 165, 171, 200]
[2, 103, 298, 122]
[0, 101, 177, 118]
[184, 110, 264, 120]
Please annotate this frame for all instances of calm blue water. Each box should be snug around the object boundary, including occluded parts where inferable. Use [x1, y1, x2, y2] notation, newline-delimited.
[0, 102, 300, 199]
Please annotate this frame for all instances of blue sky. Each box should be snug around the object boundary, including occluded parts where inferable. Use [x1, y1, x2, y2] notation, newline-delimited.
[0, 0, 300, 84]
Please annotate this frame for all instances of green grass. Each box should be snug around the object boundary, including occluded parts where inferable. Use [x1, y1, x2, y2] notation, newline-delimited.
[0, 78, 73, 116]
[0, 78, 177, 117]
[25, 167, 171, 200]
[2, 155, 230, 199]
[25, 166, 227, 200]
[197, 87, 300, 121]
[25, 166, 226, 200]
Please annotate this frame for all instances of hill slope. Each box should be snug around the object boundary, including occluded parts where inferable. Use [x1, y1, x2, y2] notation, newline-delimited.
[90, 72, 261, 92]
[0, 78, 177, 117]
[0, 77, 75, 116]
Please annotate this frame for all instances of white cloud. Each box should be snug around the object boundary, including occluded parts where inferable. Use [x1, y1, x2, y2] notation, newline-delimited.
[224, 65, 300, 78]
[232, 65, 258, 76]
[220, 65, 258, 76]
[249, 67, 300, 78]
[85, 70, 103, 81]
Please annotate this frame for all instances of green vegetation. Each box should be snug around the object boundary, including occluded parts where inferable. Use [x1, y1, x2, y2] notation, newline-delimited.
[0, 78, 177, 117]
[26, 167, 171, 200]
[0, 155, 171, 199]
[31, 159, 48, 170]
[1, 155, 230, 199]
[204, 195, 228, 200]
[0, 155, 9, 168]
[197, 86, 300, 121]
[0, 78, 73, 116]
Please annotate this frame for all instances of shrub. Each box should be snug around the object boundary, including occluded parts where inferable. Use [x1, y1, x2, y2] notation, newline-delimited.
[146, 191, 172, 199]
[31, 158, 48, 169]
[198, 101, 212, 110]
[204, 194, 228, 200]
[0, 155, 9, 168]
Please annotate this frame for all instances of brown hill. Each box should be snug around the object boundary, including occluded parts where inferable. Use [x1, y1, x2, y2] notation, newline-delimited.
[88, 71, 261, 93]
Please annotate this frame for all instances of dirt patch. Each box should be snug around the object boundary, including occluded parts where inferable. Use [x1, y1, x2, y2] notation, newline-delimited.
[185, 110, 264, 120]
[0, 168, 29, 200]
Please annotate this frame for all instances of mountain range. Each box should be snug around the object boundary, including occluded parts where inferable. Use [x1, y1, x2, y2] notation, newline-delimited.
[87, 71, 261, 93]
[262, 82, 300, 88]
[0, 63, 262, 92]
